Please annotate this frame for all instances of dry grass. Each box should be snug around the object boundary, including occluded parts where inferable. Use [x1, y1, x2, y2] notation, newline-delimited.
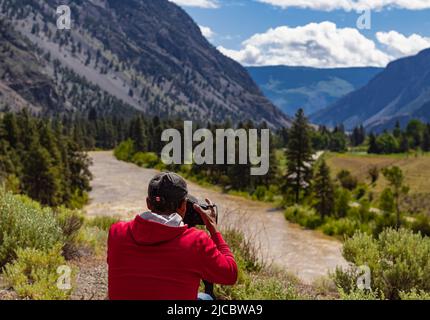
[325, 152, 430, 212]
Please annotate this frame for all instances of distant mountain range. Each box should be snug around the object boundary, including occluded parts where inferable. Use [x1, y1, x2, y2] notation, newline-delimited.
[0, 0, 290, 127]
[311, 48, 430, 131]
[247, 66, 382, 117]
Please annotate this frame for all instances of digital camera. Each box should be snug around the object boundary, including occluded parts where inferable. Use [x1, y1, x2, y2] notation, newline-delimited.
[183, 195, 218, 227]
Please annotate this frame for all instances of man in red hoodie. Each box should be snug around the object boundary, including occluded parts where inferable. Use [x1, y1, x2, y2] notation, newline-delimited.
[107, 172, 238, 300]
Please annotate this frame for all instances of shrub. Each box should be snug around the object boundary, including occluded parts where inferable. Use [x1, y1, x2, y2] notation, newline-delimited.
[335, 188, 351, 218]
[131, 152, 160, 168]
[3, 245, 71, 300]
[321, 218, 359, 237]
[216, 227, 302, 300]
[0, 191, 63, 267]
[399, 289, 430, 300]
[85, 216, 120, 231]
[334, 229, 430, 300]
[379, 188, 395, 213]
[114, 139, 135, 161]
[284, 205, 323, 229]
[337, 170, 358, 191]
[253, 186, 267, 201]
[217, 270, 300, 300]
[54, 207, 85, 259]
[75, 226, 108, 256]
[368, 166, 380, 185]
[353, 184, 368, 200]
[410, 214, 430, 237]
[338, 288, 383, 300]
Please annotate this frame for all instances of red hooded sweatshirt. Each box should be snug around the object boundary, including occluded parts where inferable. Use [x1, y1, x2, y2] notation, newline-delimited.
[107, 214, 238, 300]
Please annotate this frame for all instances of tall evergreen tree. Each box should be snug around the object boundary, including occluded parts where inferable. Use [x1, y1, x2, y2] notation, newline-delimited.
[368, 133, 380, 154]
[285, 109, 314, 203]
[22, 144, 62, 207]
[422, 127, 430, 152]
[313, 159, 335, 218]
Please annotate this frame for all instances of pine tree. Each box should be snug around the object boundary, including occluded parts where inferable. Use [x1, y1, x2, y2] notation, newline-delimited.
[368, 133, 380, 154]
[393, 121, 401, 138]
[2, 113, 20, 148]
[382, 166, 409, 229]
[399, 134, 410, 153]
[285, 109, 314, 204]
[313, 159, 335, 218]
[130, 116, 146, 152]
[22, 144, 62, 206]
[421, 127, 430, 152]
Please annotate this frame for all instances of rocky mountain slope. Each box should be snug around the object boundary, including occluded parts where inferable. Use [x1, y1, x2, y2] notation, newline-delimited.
[247, 66, 382, 117]
[0, 0, 290, 127]
[311, 48, 430, 131]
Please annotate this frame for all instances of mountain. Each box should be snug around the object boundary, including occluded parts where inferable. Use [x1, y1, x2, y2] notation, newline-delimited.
[311, 48, 430, 131]
[0, 0, 290, 127]
[247, 66, 382, 116]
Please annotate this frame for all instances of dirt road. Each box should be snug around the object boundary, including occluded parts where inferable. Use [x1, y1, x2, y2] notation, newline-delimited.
[85, 151, 347, 283]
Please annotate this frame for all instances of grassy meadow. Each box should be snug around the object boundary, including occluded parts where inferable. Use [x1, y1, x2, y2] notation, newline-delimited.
[325, 152, 430, 213]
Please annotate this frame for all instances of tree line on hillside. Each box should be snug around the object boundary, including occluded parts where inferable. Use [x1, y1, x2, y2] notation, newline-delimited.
[0, 110, 92, 208]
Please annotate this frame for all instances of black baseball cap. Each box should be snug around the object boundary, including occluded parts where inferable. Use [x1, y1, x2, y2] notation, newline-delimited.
[148, 172, 188, 205]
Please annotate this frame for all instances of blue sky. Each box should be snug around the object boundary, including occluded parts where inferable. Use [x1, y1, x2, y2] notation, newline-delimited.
[170, 0, 430, 68]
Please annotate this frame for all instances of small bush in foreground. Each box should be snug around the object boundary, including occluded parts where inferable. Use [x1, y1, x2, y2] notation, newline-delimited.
[0, 191, 63, 267]
[399, 289, 430, 300]
[215, 227, 304, 300]
[3, 245, 72, 300]
[75, 226, 109, 256]
[55, 208, 85, 259]
[334, 228, 430, 300]
[86, 216, 121, 231]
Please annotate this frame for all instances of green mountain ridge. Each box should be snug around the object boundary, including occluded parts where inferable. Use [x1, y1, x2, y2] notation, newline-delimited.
[311, 48, 430, 131]
[0, 0, 290, 127]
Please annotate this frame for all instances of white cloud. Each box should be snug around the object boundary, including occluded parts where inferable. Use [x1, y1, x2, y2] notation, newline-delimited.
[257, 0, 430, 11]
[218, 22, 392, 68]
[199, 25, 216, 39]
[376, 31, 430, 57]
[169, 0, 219, 9]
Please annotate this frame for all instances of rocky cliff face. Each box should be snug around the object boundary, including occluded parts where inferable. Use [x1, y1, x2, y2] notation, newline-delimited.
[0, 0, 290, 127]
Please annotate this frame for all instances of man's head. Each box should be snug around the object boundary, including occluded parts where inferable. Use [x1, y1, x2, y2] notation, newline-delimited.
[147, 172, 188, 217]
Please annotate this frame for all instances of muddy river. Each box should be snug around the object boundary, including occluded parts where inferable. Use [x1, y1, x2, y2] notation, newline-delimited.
[85, 151, 347, 283]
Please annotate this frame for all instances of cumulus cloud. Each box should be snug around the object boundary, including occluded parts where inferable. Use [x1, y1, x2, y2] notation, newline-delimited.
[376, 31, 430, 57]
[218, 22, 392, 68]
[169, 0, 219, 9]
[199, 25, 216, 39]
[257, 0, 430, 11]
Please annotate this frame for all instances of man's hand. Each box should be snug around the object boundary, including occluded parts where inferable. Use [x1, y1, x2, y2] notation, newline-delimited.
[193, 198, 218, 236]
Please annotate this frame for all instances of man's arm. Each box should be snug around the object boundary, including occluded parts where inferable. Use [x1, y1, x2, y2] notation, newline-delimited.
[193, 200, 238, 285]
[198, 231, 238, 285]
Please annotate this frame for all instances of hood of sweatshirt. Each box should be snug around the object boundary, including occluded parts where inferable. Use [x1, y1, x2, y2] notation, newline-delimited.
[130, 213, 188, 245]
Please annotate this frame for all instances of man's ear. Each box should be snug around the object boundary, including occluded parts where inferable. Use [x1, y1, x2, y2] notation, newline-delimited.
[146, 197, 153, 211]
[177, 199, 187, 218]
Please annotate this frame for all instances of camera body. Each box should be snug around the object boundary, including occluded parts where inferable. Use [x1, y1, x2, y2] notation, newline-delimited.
[183, 195, 217, 227]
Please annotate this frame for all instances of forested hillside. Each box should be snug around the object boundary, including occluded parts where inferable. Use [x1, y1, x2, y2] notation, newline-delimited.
[0, 0, 290, 127]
